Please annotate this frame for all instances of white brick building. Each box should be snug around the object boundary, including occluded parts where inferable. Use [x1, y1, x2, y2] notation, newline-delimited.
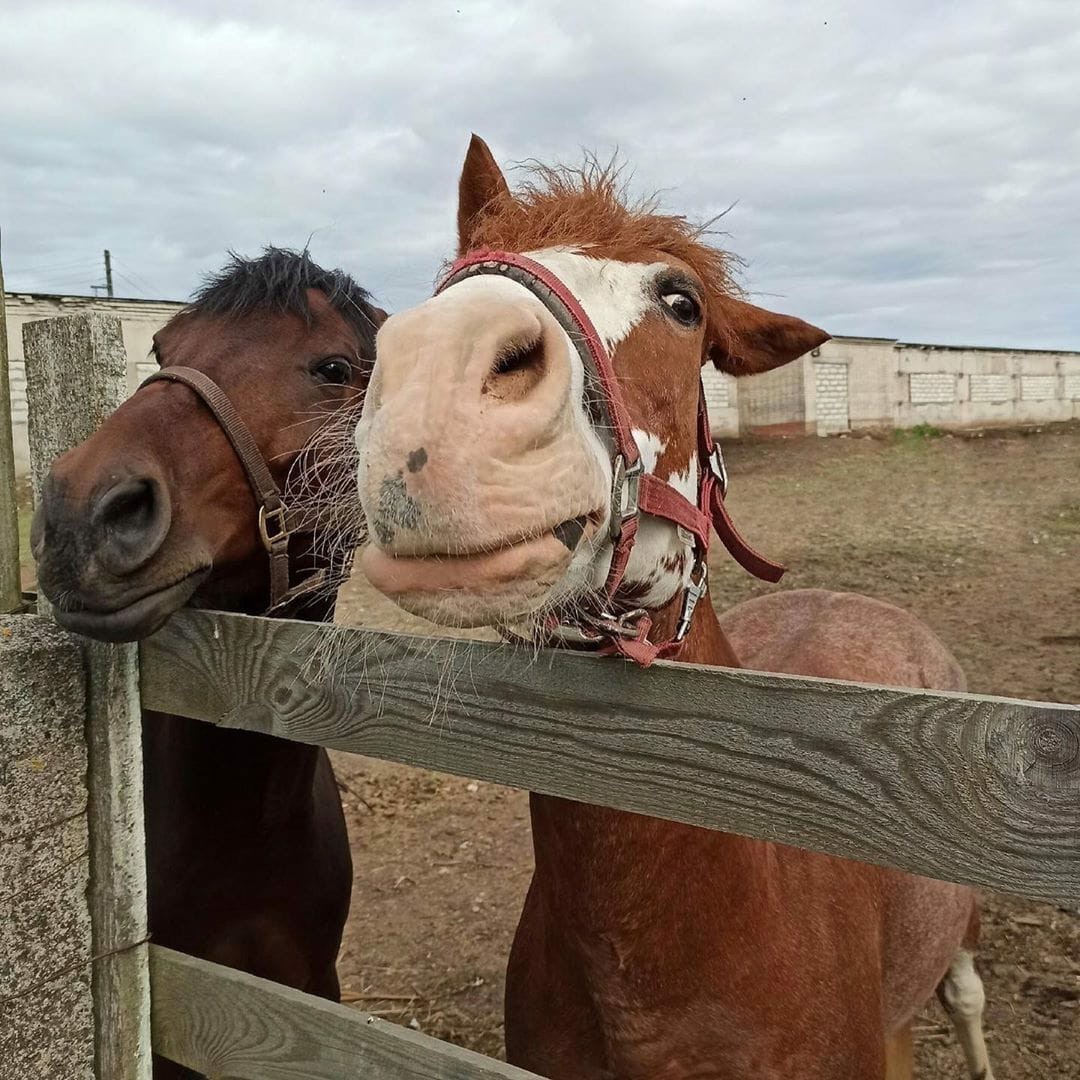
[4, 292, 184, 475]
[6, 295, 1080, 478]
[703, 335, 1080, 438]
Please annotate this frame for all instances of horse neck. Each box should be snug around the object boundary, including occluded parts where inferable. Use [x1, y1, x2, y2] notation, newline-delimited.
[143, 544, 338, 826]
[528, 595, 772, 911]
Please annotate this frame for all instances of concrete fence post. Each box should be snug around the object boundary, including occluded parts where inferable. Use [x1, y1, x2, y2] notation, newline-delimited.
[22, 313, 152, 1080]
[0, 616, 95, 1079]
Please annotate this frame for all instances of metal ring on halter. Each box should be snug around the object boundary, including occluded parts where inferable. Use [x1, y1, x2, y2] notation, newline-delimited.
[707, 446, 729, 497]
[548, 608, 650, 647]
[673, 558, 709, 643]
[609, 455, 643, 544]
[139, 367, 340, 615]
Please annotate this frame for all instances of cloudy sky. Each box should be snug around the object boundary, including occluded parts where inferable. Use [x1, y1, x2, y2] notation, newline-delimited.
[2, 1, 1078, 348]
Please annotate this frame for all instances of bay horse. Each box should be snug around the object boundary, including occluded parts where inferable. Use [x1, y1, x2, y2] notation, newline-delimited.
[348, 136, 995, 1079]
[31, 247, 383, 1079]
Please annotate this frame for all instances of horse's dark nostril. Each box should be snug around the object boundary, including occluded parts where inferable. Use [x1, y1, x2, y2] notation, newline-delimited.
[553, 515, 588, 552]
[96, 478, 154, 531]
[92, 476, 172, 575]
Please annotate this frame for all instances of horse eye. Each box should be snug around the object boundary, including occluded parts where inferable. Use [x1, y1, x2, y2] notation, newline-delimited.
[661, 292, 701, 326]
[312, 356, 353, 385]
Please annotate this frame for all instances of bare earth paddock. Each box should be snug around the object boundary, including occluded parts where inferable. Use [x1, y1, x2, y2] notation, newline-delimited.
[331, 423, 1080, 1078]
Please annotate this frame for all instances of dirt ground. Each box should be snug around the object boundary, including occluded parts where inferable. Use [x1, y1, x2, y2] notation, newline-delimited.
[328, 422, 1080, 1078]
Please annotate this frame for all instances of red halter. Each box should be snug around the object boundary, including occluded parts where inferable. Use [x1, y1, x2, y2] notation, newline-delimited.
[436, 250, 784, 665]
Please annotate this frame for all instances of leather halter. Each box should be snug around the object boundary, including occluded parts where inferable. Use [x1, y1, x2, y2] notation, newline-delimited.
[139, 367, 330, 614]
[436, 250, 785, 666]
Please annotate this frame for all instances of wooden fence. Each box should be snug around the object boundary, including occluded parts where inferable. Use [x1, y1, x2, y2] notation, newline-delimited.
[7, 313, 1080, 1079]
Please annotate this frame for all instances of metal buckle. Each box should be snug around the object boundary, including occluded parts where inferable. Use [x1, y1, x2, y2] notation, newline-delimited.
[547, 607, 648, 648]
[609, 455, 643, 543]
[590, 608, 648, 640]
[547, 623, 608, 647]
[258, 504, 290, 553]
[707, 445, 728, 496]
[674, 559, 709, 642]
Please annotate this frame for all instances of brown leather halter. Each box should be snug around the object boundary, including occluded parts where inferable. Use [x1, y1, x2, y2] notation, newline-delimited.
[437, 250, 786, 666]
[140, 366, 331, 614]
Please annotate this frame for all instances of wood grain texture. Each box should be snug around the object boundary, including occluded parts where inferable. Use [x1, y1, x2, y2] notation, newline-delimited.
[150, 945, 542, 1079]
[0, 248, 21, 613]
[141, 610, 1080, 905]
[24, 314, 152, 1080]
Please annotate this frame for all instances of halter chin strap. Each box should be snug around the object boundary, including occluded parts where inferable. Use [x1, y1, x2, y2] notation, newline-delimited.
[139, 367, 335, 615]
[437, 250, 785, 666]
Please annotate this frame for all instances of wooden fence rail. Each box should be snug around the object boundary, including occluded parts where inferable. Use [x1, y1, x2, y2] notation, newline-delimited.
[150, 946, 540, 1080]
[141, 608, 1080, 907]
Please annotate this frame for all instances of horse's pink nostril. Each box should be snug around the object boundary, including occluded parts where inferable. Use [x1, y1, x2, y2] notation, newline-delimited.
[482, 335, 548, 401]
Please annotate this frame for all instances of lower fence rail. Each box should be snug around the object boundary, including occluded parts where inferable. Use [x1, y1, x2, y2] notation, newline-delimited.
[149, 946, 541, 1080]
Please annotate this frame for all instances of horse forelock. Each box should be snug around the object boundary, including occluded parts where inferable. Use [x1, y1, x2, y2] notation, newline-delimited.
[185, 245, 381, 352]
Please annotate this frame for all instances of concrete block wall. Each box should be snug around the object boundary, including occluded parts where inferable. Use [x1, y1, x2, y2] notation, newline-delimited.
[7, 295, 1080, 453]
[813, 361, 850, 434]
[8, 359, 27, 425]
[701, 366, 739, 437]
[895, 343, 1080, 430]
[5, 292, 184, 478]
[970, 374, 1011, 403]
[909, 372, 958, 405]
[815, 337, 897, 430]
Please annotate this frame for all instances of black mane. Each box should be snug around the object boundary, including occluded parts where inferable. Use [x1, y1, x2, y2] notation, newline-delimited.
[187, 246, 381, 352]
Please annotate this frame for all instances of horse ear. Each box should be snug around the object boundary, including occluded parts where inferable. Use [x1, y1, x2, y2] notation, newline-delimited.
[369, 304, 389, 325]
[457, 134, 511, 254]
[708, 297, 829, 376]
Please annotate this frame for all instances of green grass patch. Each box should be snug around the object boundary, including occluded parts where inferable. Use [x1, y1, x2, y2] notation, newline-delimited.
[892, 422, 944, 443]
[1045, 501, 1080, 536]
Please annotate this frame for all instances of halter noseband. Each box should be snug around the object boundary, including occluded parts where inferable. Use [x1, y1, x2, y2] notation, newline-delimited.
[436, 250, 785, 666]
[139, 367, 334, 615]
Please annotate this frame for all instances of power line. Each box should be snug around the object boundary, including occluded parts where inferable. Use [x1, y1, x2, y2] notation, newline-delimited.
[8, 259, 99, 275]
[110, 255, 159, 298]
[112, 271, 147, 297]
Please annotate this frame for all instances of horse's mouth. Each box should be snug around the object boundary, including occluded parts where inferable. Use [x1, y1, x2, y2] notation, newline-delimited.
[360, 514, 596, 625]
[50, 568, 212, 643]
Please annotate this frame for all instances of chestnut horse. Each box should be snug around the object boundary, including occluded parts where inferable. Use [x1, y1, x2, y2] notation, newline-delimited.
[349, 137, 995, 1079]
[32, 248, 382, 1079]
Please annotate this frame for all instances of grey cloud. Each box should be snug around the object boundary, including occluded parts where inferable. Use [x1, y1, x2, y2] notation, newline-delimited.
[1, 0, 1077, 348]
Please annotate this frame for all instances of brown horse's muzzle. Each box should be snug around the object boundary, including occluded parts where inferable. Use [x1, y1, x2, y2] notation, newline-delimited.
[32, 444, 212, 643]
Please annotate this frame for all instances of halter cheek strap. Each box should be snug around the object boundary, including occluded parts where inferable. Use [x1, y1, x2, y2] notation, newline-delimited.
[139, 367, 337, 615]
[437, 250, 785, 666]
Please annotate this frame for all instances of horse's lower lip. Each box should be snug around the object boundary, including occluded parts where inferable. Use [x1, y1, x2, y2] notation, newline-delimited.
[361, 529, 574, 602]
[50, 570, 210, 643]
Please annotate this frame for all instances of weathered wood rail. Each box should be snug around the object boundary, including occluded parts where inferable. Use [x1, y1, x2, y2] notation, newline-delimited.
[150, 946, 541, 1079]
[142, 608, 1080, 910]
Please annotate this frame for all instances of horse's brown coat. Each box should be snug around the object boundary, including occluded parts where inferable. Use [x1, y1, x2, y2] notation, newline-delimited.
[32, 251, 382, 1080]
[360, 138, 993, 1079]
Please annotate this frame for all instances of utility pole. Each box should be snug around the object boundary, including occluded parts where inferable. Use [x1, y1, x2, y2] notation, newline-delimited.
[104, 249, 114, 298]
[0, 228, 23, 612]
